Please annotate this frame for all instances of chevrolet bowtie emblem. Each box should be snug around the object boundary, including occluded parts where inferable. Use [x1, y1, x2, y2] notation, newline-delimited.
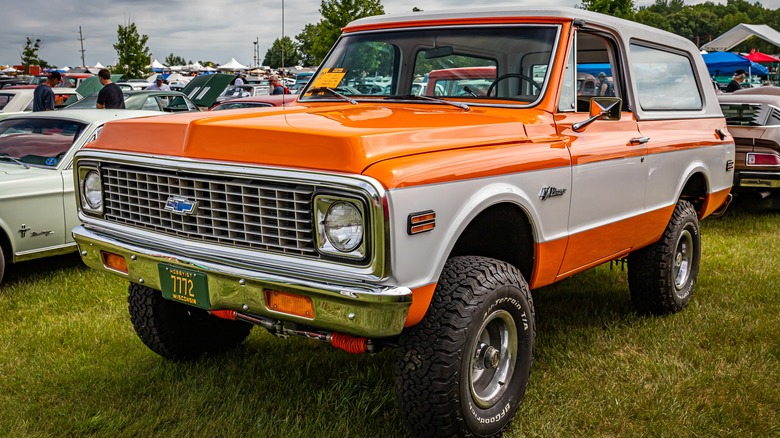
[164, 196, 199, 215]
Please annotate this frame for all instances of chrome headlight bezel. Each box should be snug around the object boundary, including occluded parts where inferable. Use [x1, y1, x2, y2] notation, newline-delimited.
[78, 166, 104, 216]
[315, 195, 367, 260]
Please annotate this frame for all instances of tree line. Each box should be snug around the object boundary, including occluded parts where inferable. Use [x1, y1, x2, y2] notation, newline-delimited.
[18, 0, 780, 77]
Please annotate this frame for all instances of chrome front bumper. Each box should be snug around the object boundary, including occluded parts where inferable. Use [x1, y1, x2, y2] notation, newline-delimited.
[73, 225, 412, 337]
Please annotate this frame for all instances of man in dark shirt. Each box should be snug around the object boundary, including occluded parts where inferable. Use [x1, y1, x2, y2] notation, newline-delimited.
[33, 71, 61, 111]
[96, 69, 125, 109]
[724, 69, 745, 93]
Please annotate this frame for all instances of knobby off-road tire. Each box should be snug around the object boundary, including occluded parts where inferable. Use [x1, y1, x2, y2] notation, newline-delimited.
[128, 282, 252, 361]
[628, 200, 701, 315]
[396, 256, 535, 437]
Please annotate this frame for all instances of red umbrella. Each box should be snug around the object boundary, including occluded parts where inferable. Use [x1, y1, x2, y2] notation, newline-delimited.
[745, 52, 780, 63]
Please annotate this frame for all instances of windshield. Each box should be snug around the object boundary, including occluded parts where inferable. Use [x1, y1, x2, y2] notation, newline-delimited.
[0, 118, 86, 167]
[301, 25, 558, 105]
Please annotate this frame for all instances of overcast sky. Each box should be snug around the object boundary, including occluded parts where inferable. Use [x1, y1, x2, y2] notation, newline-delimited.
[2, 0, 778, 69]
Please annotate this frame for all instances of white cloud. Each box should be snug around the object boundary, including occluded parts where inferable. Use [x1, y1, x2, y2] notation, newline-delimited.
[2, 0, 777, 70]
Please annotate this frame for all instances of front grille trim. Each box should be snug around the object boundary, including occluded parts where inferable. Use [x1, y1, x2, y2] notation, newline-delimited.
[100, 163, 319, 257]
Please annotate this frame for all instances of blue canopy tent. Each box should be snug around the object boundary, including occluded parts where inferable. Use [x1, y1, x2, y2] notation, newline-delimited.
[702, 52, 769, 77]
[577, 63, 612, 77]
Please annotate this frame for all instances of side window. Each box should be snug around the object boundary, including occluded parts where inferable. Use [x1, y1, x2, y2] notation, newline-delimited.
[142, 97, 160, 111]
[574, 32, 621, 112]
[630, 43, 702, 111]
[558, 41, 576, 111]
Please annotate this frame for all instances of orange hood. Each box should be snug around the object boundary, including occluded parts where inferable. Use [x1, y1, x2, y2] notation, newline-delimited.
[88, 103, 551, 174]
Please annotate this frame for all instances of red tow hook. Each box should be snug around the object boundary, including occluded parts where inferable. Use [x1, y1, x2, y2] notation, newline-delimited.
[210, 309, 369, 354]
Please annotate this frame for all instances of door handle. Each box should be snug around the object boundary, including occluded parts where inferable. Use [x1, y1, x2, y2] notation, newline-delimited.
[629, 136, 650, 145]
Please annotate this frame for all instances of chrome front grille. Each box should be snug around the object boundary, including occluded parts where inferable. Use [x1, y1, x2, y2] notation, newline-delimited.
[101, 164, 317, 256]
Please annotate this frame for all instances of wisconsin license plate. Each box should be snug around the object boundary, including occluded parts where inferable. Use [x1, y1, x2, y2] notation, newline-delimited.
[158, 264, 210, 310]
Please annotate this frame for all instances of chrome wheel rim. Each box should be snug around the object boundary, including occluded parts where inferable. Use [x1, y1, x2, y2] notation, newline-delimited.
[674, 228, 693, 293]
[469, 309, 518, 409]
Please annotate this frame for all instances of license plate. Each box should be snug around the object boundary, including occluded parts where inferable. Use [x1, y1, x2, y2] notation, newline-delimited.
[158, 264, 210, 309]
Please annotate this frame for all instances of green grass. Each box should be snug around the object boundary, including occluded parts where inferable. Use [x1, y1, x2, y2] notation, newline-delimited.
[1, 198, 778, 437]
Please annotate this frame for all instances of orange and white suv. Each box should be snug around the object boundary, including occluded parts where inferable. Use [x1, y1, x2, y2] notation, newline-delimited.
[72, 7, 734, 437]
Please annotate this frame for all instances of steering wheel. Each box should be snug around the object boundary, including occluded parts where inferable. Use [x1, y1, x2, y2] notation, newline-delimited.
[486, 73, 541, 97]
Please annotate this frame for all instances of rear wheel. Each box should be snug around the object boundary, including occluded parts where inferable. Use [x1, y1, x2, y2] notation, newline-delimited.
[128, 282, 252, 360]
[396, 256, 535, 437]
[628, 200, 700, 314]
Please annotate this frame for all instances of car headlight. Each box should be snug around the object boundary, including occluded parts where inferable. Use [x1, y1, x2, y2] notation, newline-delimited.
[315, 196, 367, 259]
[79, 168, 103, 214]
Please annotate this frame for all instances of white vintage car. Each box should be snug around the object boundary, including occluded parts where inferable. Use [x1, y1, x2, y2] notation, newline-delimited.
[0, 109, 163, 283]
[0, 88, 83, 121]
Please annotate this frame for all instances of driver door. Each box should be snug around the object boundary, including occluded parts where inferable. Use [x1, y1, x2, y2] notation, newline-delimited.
[555, 30, 648, 277]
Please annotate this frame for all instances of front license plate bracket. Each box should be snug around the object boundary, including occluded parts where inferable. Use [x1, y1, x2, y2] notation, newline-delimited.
[158, 264, 210, 310]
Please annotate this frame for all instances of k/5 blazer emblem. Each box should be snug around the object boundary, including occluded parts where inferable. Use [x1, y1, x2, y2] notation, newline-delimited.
[165, 196, 199, 215]
[539, 186, 567, 201]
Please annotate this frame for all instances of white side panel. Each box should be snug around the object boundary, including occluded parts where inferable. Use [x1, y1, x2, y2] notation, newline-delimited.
[384, 167, 571, 288]
[645, 145, 734, 212]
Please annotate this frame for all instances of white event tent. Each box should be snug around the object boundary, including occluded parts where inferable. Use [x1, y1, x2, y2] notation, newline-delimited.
[218, 58, 249, 70]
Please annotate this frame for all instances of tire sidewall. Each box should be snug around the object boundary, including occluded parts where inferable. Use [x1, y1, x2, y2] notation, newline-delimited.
[460, 284, 534, 436]
[669, 212, 700, 308]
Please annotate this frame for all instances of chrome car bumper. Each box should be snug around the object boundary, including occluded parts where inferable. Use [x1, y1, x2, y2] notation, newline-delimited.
[73, 225, 412, 337]
[735, 170, 780, 189]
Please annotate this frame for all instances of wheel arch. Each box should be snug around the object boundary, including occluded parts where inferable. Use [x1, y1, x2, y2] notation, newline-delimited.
[0, 223, 13, 265]
[448, 202, 536, 283]
[678, 170, 708, 216]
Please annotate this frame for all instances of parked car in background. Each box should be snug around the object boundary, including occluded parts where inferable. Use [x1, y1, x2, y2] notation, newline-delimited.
[577, 72, 598, 96]
[209, 94, 293, 111]
[0, 109, 164, 283]
[66, 90, 200, 112]
[116, 80, 152, 91]
[718, 86, 780, 208]
[29, 73, 93, 88]
[0, 78, 29, 89]
[215, 84, 271, 103]
[0, 88, 82, 121]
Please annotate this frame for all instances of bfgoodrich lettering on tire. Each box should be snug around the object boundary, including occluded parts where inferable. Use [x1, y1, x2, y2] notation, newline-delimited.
[628, 199, 701, 315]
[128, 282, 252, 360]
[396, 256, 535, 437]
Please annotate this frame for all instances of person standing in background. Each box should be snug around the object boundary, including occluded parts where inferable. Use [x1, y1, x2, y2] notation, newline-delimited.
[269, 75, 285, 95]
[724, 69, 746, 92]
[96, 69, 125, 109]
[33, 71, 61, 111]
[146, 75, 170, 91]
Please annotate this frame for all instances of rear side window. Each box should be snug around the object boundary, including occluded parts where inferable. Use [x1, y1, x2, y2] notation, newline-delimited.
[0, 93, 12, 110]
[631, 43, 702, 111]
[720, 103, 780, 126]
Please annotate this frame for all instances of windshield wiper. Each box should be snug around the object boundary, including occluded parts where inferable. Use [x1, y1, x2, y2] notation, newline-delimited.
[305, 87, 358, 105]
[385, 94, 470, 112]
[0, 153, 30, 169]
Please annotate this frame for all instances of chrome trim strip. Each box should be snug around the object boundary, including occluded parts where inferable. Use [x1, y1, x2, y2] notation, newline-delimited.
[14, 243, 78, 263]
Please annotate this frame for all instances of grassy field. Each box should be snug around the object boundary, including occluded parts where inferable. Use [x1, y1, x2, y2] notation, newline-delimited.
[1, 198, 778, 437]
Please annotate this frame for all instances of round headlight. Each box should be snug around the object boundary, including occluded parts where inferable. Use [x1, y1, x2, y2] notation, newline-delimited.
[324, 201, 363, 252]
[83, 170, 102, 210]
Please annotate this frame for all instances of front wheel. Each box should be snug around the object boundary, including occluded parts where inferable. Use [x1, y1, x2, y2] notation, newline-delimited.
[128, 283, 252, 360]
[396, 256, 535, 437]
[628, 200, 701, 314]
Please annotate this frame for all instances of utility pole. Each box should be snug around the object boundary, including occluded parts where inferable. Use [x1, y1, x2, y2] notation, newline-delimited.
[78, 26, 86, 67]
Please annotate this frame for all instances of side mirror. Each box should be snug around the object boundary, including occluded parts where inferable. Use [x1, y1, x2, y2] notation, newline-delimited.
[589, 97, 622, 120]
[573, 97, 623, 132]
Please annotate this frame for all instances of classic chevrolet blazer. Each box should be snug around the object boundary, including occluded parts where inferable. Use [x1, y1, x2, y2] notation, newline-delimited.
[72, 7, 734, 437]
